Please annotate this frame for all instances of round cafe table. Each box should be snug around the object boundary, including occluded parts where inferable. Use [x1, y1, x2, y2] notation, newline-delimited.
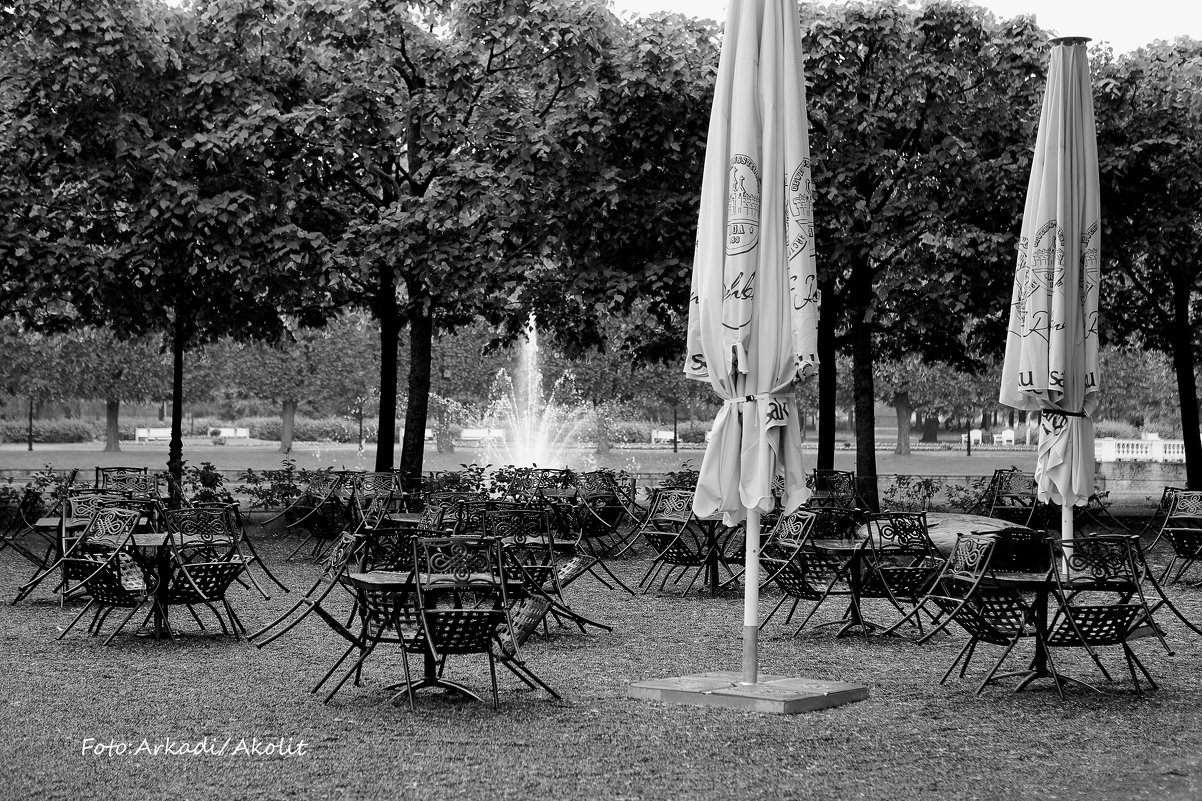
[900, 512, 1035, 555]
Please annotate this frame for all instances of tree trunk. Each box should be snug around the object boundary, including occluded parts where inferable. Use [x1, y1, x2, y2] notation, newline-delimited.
[851, 325, 879, 511]
[919, 413, 940, 443]
[1170, 281, 1202, 488]
[816, 305, 837, 470]
[593, 399, 611, 455]
[104, 399, 121, 452]
[374, 299, 401, 473]
[280, 399, 297, 454]
[26, 397, 33, 452]
[398, 303, 433, 494]
[167, 316, 187, 507]
[893, 393, 912, 456]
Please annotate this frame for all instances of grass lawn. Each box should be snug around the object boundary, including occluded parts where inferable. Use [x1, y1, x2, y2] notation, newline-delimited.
[0, 439, 1035, 481]
[1, 519, 1200, 800]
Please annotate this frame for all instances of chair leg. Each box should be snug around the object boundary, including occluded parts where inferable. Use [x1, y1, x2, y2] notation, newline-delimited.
[975, 637, 1025, 694]
[940, 639, 975, 685]
[488, 653, 499, 710]
[102, 602, 148, 646]
[1124, 644, 1158, 691]
[56, 599, 96, 641]
[758, 594, 790, 630]
[324, 637, 376, 704]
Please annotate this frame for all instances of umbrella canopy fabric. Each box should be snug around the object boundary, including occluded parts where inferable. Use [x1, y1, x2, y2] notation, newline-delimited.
[685, 0, 819, 527]
[999, 38, 1101, 512]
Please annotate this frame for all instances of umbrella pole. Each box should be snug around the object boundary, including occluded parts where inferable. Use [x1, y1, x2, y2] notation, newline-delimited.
[742, 507, 760, 685]
[1060, 503, 1074, 574]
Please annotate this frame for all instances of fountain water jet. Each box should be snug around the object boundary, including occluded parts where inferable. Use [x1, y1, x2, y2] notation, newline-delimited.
[479, 318, 585, 468]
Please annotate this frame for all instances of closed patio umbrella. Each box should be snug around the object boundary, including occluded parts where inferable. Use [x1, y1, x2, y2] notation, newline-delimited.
[684, 0, 819, 684]
[999, 38, 1101, 544]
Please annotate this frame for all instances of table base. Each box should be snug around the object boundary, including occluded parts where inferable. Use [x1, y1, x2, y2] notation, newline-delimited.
[386, 676, 486, 706]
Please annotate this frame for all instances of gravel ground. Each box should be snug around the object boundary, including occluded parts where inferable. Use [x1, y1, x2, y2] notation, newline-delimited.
[1, 521, 1199, 801]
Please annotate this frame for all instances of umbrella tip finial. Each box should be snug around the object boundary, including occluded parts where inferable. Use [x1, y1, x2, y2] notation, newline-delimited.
[1050, 36, 1091, 47]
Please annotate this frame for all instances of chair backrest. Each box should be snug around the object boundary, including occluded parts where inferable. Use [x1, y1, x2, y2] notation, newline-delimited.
[807, 506, 862, 541]
[305, 471, 342, 498]
[507, 468, 575, 500]
[577, 470, 619, 498]
[413, 535, 505, 596]
[645, 489, 696, 526]
[767, 508, 818, 548]
[807, 469, 858, 509]
[941, 533, 997, 585]
[984, 527, 1051, 573]
[866, 511, 933, 552]
[423, 491, 486, 518]
[1168, 489, 1202, 521]
[486, 509, 556, 594]
[1058, 535, 1141, 591]
[455, 500, 526, 535]
[355, 472, 402, 499]
[97, 467, 158, 498]
[991, 468, 1037, 505]
[359, 525, 442, 573]
[164, 505, 237, 553]
[82, 507, 142, 551]
[66, 492, 132, 521]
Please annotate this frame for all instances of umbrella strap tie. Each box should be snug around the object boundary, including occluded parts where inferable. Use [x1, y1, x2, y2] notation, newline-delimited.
[724, 394, 792, 406]
[1046, 409, 1087, 418]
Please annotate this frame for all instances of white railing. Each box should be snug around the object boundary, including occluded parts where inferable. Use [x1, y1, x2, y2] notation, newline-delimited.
[1095, 437, 1186, 463]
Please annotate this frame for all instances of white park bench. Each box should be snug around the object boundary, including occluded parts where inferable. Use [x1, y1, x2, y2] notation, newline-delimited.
[650, 429, 676, 444]
[134, 427, 172, 442]
[458, 428, 505, 443]
[208, 427, 250, 439]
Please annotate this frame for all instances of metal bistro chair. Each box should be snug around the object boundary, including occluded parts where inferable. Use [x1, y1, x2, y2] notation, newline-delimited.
[1157, 489, 1202, 585]
[328, 536, 517, 709]
[857, 512, 946, 636]
[915, 536, 1044, 694]
[636, 489, 734, 597]
[806, 469, 862, 511]
[1043, 538, 1165, 697]
[1142, 486, 1184, 548]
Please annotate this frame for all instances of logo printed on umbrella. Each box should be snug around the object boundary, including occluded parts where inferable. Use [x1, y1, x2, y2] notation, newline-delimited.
[786, 161, 814, 261]
[726, 155, 761, 255]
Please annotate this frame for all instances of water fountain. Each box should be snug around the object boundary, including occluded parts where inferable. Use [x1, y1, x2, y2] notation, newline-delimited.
[479, 318, 587, 468]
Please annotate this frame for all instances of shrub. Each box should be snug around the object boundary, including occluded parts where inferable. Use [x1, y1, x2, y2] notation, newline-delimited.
[1094, 419, 1141, 439]
[0, 420, 98, 444]
[608, 421, 648, 444]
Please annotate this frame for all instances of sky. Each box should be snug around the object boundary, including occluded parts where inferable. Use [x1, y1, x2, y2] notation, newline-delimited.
[609, 0, 1200, 55]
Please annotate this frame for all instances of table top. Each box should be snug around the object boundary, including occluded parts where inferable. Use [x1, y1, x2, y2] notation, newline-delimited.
[988, 570, 1052, 590]
[809, 537, 867, 554]
[346, 570, 520, 592]
[914, 512, 1034, 555]
[129, 531, 170, 548]
[381, 512, 425, 524]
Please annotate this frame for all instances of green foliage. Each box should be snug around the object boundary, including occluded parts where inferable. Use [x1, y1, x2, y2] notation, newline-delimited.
[237, 458, 306, 510]
[1094, 419, 1143, 439]
[181, 460, 233, 504]
[879, 473, 992, 513]
[0, 420, 98, 444]
[425, 464, 491, 494]
[659, 463, 700, 490]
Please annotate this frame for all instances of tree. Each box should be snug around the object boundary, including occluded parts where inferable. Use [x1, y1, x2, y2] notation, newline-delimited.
[0, 0, 338, 493]
[59, 328, 169, 451]
[875, 356, 945, 455]
[535, 12, 720, 362]
[259, 0, 615, 490]
[802, 1, 1048, 508]
[1097, 346, 1179, 432]
[1095, 38, 1202, 487]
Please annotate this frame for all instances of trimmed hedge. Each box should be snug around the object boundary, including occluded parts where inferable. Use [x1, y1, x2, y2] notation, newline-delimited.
[0, 420, 99, 443]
